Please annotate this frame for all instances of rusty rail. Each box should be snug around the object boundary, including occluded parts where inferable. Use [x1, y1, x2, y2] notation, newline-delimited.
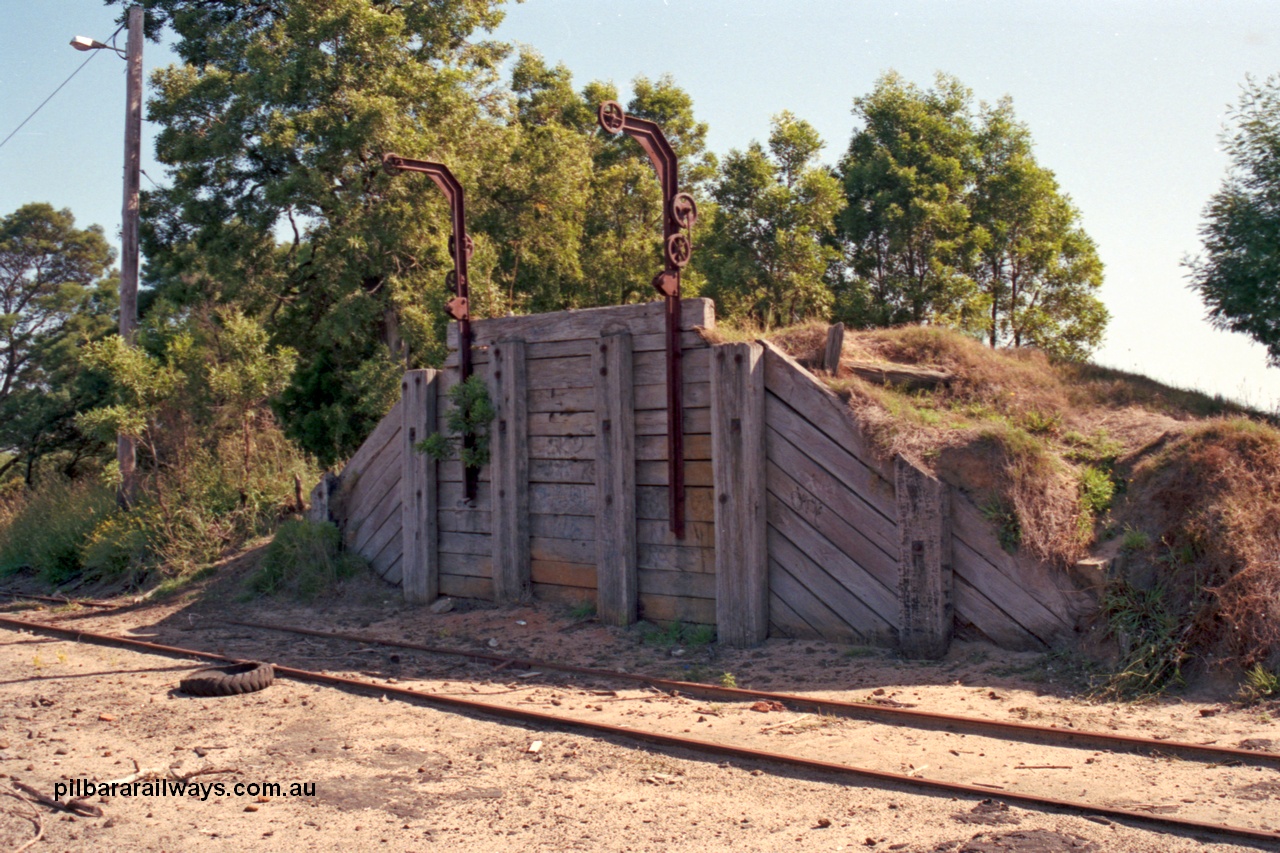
[219, 618, 1280, 770]
[2, 614, 1277, 847]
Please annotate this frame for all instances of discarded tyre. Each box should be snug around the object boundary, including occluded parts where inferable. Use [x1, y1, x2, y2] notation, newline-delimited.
[179, 662, 275, 697]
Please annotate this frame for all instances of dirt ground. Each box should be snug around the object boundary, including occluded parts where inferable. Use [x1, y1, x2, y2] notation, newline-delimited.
[2, 563, 1279, 853]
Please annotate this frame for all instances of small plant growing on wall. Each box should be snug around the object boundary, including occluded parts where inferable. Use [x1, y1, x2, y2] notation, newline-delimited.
[416, 374, 495, 474]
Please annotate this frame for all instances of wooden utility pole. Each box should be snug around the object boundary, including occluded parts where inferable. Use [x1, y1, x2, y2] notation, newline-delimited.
[118, 5, 143, 509]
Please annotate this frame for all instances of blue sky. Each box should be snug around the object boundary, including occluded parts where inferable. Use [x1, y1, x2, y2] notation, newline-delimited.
[3, 1, 1278, 410]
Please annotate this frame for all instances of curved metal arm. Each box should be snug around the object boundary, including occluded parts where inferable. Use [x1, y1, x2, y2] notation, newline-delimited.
[596, 102, 694, 538]
[383, 153, 478, 500]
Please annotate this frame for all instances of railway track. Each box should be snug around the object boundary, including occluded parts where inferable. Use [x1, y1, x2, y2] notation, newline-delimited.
[1, 612, 1277, 848]
[220, 617, 1280, 771]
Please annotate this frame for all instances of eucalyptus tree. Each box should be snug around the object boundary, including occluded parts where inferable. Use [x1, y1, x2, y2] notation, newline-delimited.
[1187, 75, 1280, 364]
[699, 112, 845, 327]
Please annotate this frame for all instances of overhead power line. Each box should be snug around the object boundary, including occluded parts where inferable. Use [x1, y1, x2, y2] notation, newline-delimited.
[0, 23, 127, 152]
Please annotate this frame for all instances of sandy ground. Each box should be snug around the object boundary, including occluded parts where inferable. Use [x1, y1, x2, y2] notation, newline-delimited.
[1, 568, 1278, 852]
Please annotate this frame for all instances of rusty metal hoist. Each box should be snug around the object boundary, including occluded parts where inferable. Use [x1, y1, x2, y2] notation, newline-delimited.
[382, 153, 479, 501]
[597, 101, 697, 539]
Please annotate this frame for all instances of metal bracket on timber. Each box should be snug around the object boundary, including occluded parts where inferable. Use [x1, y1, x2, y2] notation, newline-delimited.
[597, 101, 697, 539]
[382, 153, 479, 501]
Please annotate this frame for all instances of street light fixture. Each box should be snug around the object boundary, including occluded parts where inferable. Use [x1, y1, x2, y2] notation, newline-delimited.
[69, 35, 124, 56]
[71, 6, 143, 508]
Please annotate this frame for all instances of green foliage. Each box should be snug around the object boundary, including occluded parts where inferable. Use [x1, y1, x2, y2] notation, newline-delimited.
[567, 600, 596, 619]
[0, 478, 116, 584]
[699, 112, 845, 327]
[1121, 526, 1152, 552]
[833, 72, 1107, 358]
[417, 374, 495, 470]
[980, 497, 1021, 553]
[1096, 578, 1189, 699]
[1239, 664, 1280, 702]
[1078, 465, 1116, 517]
[718, 672, 738, 688]
[835, 72, 979, 329]
[1186, 75, 1280, 364]
[638, 619, 716, 648]
[79, 509, 154, 582]
[0, 203, 118, 483]
[250, 519, 365, 599]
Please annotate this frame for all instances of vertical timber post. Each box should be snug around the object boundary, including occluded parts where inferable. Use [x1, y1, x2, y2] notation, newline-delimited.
[401, 369, 439, 604]
[491, 340, 530, 604]
[116, 5, 144, 509]
[594, 331, 637, 626]
[895, 457, 953, 659]
[712, 342, 768, 647]
[823, 322, 845, 376]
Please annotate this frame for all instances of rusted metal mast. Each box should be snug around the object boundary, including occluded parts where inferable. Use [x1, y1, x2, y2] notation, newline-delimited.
[382, 154, 478, 500]
[597, 101, 697, 538]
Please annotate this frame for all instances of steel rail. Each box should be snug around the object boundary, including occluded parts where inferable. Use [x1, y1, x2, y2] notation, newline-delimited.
[0, 591, 116, 609]
[1, 614, 1277, 848]
[220, 617, 1280, 770]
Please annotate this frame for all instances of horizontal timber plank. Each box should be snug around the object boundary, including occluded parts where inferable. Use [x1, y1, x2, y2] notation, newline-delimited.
[765, 457, 898, 588]
[529, 436, 596, 461]
[638, 569, 715, 600]
[637, 434, 711, 461]
[765, 425, 897, 557]
[440, 574, 493, 601]
[439, 551, 491, 578]
[637, 486, 714, 522]
[526, 357, 591, 391]
[533, 584, 595, 607]
[526, 382, 710, 413]
[765, 393, 896, 520]
[440, 481, 491, 510]
[953, 572, 1045, 650]
[439, 509, 491, 535]
[531, 559, 596, 589]
[531, 513, 594, 541]
[439, 461, 491, 485]
[445, 330, 709, 367]
[768, 528, 895, 642]
[440, 531, 490, 556]
[637, 381, 710, 411]
[638, 593, 716, 626]
[529, 411, 595, 437]
[529, 482, 595, 516]
[769, 558, 864, 643]
[635, 408, 710, 436]
[637, 519, 715, 549]
[531, 536, 596, 565]
[449, 298, 714, 349]
[632, 348, 710, 387]
[766, 495, 901, 629]
[636, 460, 713, 487]
[530, 459, 594, 484]
[637, 543, 715, 573]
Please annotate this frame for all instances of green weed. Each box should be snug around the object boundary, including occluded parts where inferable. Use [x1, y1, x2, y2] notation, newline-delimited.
[1094, 578, 1189, 699]
[718, 672, 738, 688]
[1079, 465, 1116, 517]
[1120, 526, 1151, 552]
[249, 519, 365, 599]
[568, 601, 596, 619]
[0, 478, 116, 584]
[980, 497, 1021, 553]
[1239, 665, 1280, 703]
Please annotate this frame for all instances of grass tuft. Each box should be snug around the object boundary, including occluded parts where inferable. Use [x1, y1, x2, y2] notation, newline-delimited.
[249, 519, 365, 599]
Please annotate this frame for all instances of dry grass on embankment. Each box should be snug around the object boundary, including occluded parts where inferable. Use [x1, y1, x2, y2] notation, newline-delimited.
[726, 320, 1280, 694]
